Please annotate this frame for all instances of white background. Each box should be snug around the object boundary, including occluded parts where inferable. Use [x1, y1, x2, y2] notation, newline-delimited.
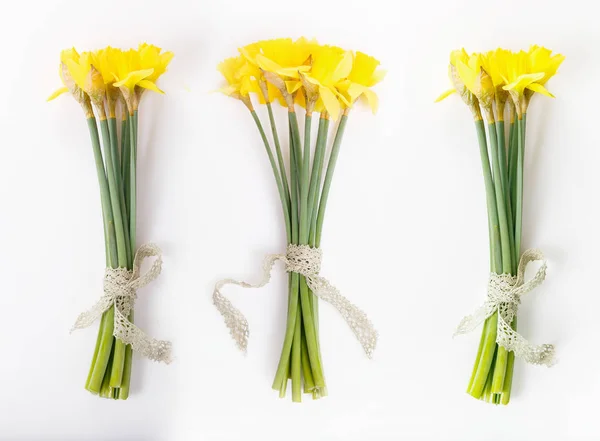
[0, 0, 594, 439]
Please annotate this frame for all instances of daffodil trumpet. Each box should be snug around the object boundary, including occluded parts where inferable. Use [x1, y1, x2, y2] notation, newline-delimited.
[217, 38, 383, 401]
[438, 46, 563, 405]
[49, 44, 173, 399]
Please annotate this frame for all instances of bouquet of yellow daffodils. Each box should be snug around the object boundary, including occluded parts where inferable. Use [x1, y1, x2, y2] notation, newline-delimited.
[438, 46, 564, 404]
[49, 44, 173, 399]
[214, 38, 383, 402]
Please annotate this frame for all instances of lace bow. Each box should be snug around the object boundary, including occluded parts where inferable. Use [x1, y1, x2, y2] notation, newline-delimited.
[72, 243, 172, 363]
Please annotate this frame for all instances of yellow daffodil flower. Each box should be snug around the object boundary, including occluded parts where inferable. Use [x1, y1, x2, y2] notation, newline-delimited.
[480, 48, 512, 119]
[454, 52, 495, 121]
[138, 43, 174, 83]
[336, 51, 385, 114]
[501, 46, 564, 114]
[238, 41, 285, 106]
[48, 49, 84, 101]
[91, 46, 123, 117]
[299, 44, 352, 118]
[436, 49, 482, 119]
[111, 47, 168, 113]
[241, 38, 317, 108]
[217, 55, 255, 110]
[48, 48, 103, 117]
[528, 45, 565, 86]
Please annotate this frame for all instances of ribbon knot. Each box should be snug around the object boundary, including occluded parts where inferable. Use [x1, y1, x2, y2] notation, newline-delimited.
[455, 249, 555, 366]
[213, 244, 377, 358]
[72, 243, 172, 364]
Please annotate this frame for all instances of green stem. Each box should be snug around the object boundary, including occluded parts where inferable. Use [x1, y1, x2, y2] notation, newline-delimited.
[508, 119, 519, 228]
[308, 117, 329, 241]
[99, 119, 128, 268]
[109, 118, 132, 265]
[307, 116, 330, 373]
[487, 122, 512, 274]
[315, 114, 348, 246]
[467, 119, 502, 398]
[251, 111, 291, 242]
[291, 307, 302, 402]
[488, 120, 513, 394]
[500, 316, 517, 404]
[496, 120, 515, 266]
[129, 112, 138, 256]
[266, 103, 291, 212]
[501, 115, 526, 405]
[296, 111, 325, 388]
[288, 112, 303, 179]
[299, 113, 312, 243]
[84, 117, 117, 394]
[97, 118, 128, 389]
[272, 119, 301, 393]
[121, 118, 131, 216]
[119, 111, 139, 399]
[301, 329, 315, 393]
[515, 115, 526, 264]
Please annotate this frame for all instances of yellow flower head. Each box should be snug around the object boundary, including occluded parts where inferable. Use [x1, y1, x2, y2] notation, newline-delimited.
[220, 39, 384, 119]
[436, 49, 482, 119]
[241, 38, 317, 107]
[112, 50, 156, 93]
[243, 37, 316, 80]
[480, 48, 512, 114]
[48, 48, 84, 102]
[91, 47, 124, 116]
[336, 51, 386, 114]
[501, 46, 564, 114]
[111, 45, 172, 113]
[300, 44, 352, 118]
[138, 43, 175, 83]
[455, 52, 495, 115]
[48, 48, 103, 117]
[49, 44, 173, 117]
[217, 55, 255, 109]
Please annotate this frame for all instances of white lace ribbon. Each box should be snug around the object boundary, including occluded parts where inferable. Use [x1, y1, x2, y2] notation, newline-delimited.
[72, 243, 172, 364]
[455, 249, 555, 366]
[213, 244, 377, 358]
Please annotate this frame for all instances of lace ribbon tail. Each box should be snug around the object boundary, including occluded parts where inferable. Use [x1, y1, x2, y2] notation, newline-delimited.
[113, 305, 172, 364]
[213, 254, 285, 353]
[306, 275, 378, 358]
[129, 243, 163, 290]
[71, 294, 113, 333]
[213, 282, 251, 353]
[453, 303, 493, 337]
[496, 309, 555, 367]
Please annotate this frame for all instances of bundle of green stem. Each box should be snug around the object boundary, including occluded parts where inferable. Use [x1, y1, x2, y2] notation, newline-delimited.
[437, 46, 564, 404]
[83, 100, 138, 400]
[49, 44, 173, 399]
[217, 38, 384, 401]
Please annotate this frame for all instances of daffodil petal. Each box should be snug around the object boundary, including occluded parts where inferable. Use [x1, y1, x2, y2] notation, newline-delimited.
[47, 87, 69, 101]
[217, 85, 238, 96]
[277, 65, 311, 79]
[331, 51, 353, 83]
[455, 60, 478, 94]
[334, 88, 351, 107]
[285, 80, 302, 94]
[256, 54, 283, 75]
[503, 72, 545, 93]
[371, 69, 387, 86]
[319, 86, 340, 120]
[114, 68, 155, 89]
[138, 79, 164, 94]
[526, 82, 554, 98]
[435, 88, 456, 102]
[362, 89, 379, 113]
